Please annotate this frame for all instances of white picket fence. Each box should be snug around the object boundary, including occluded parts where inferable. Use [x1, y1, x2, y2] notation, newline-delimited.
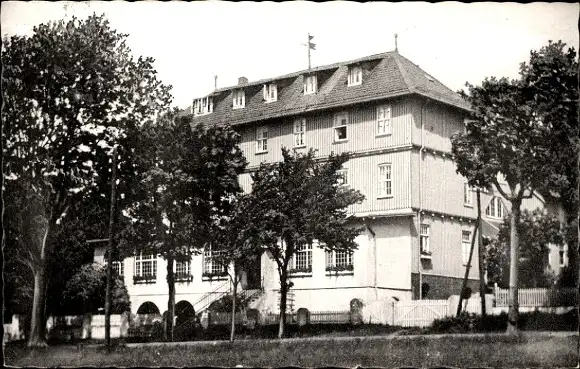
[494, 287, 577, 307]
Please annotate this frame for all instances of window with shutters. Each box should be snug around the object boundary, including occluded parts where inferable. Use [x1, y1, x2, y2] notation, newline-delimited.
[304, 74, 317, 94]
[233, 89, 245, 109]
[420, 224, 430, 255]
[133, 252, 157, 283]
[289, 243, 312, 274]
[376, 105, 392, 136]
[326, 249, 354, 273]
[348, 65, 362, 86]
[263, 83, 277, 102]
[193, 96, 213, 116]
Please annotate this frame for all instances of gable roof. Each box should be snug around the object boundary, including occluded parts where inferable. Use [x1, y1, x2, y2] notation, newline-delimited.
[188, 50, 470, 127]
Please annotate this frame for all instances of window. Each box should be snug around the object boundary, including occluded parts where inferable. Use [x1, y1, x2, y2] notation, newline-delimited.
[378, 163, 392, 198]
[348, 65, 362, 86]
[334, 112, 348, 142]
[233, 89, 245, 109]
[193, 96, 213, 116]
[420, 224, 430, 254]
[203, 246, 226, 277]
[256, 126, 268, 153]
[337, 169, 348, 186]
[559, 249, 567, 267]
[485, 197, 504, 219]
[263, 83, 277, 102]
[134, 252, 157, 282]
[290, 243, 312, 273]
[464, 183, 473, 207]
[104, 251, 124, 276]
[304, 74, 317, 94]
[376, 105, 392, 135]
[175, 258, 191, 281]
[293, 119, 306, 147]
[326, 249, 353, 272]
[462, 231, 471, 264]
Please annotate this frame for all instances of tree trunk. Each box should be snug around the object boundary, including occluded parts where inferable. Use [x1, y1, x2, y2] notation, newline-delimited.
[477, 189, 487, 316]
[507, 198, 522, 334]
[230, 278, 237, 342]
[166, 255, 175, 342]
[28, 266, 48, 347]
[278, 275, 288, 339]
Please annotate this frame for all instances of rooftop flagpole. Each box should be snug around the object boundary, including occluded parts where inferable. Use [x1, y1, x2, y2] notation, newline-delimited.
[303, 33, 316, 70]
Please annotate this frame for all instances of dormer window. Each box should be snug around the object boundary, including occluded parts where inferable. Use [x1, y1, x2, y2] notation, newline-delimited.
[263, 83, 277, 102]
[193, 96, 213, 116]
[304, 75, 317, 95]
[347, 65, 362, 86]
[233, 89, 245, 109]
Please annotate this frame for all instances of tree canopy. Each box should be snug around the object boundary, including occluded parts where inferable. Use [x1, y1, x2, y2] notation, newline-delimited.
[2, 13, 172, 346]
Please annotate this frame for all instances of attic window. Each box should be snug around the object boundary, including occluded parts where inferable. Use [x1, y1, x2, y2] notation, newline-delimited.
[304, 75, 317, 95]
[193, 96, 213, 116]
[233, 89, 245, 109]
[263, 83, 277, 102]
[347, 65, 362, 86]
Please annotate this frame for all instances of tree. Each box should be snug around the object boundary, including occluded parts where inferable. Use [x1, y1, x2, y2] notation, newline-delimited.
[119, 118, 247, 341]
[210, 194, 261, 341]
[2, 14, 172, 346]
[484, 210, 564, 288]
[243, 148, 365, 338]
[451, 41, 577, 333]
[62, 263, 130, 315]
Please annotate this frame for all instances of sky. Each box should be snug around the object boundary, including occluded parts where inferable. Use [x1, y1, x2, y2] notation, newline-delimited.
[2, 1, 578, 110]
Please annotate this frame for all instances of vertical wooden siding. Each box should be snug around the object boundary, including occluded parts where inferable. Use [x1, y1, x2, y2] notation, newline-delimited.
[238, 98, 415, 168]
[412, 100, 465, 152]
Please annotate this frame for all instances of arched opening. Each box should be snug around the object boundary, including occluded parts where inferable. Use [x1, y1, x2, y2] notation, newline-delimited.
[137, 301, 160, 315]
[175, 300, 195, 325]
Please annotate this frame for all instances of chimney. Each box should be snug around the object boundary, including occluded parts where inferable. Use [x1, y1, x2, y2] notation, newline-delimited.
[214, 75, 218, 90]
[238, 76, 248, 85]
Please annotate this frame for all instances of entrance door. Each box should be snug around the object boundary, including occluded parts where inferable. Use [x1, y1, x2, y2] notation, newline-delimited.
[245, 256, 262, 289]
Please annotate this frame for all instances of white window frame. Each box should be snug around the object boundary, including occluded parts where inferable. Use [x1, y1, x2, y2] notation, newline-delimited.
[348, 65, 362, 86]
[464, 183, 473, 207]
[174, 257, 191, 279]
[263, 83, 277, 102]
[203, 246, 226, 277]
[337, 168, 349, 187]
[376, 105, 392, 136]
[304, 74, 317, 95]
[462, 230, 472, 265]
[134, 252, 157, 279]
[378, 163, 393, 198]
[293, 118, 306, 147]
[256, 126, 268, 153]
[105, 251, 124, 277]
[325, 249, 354, 272]
[420, 224, 430, 254]
[233, 89, 245, 109]
[290, 243, 313, 273]
[334, 112, 348, 142]
[485, 197, 504, 219]
[193, 96, 213, 116]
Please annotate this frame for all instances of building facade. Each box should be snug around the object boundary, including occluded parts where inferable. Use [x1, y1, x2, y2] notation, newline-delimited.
[93, 49, 566, 317]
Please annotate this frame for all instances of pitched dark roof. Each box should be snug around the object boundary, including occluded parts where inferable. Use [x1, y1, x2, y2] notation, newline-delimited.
[189, 51, 470, 127]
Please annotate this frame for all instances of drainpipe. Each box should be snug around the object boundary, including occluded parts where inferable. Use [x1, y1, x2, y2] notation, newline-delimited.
[418, 99, 430, 300]
[366, 221, 377, 299]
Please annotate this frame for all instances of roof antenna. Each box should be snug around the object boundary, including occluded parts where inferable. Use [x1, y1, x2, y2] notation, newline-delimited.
[395, 33, 398, 53]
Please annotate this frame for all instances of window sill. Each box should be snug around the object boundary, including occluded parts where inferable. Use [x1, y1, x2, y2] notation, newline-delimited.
[133, 278, 157, 285]
[420, 253, 432, 260]
[232, 106, 245, 110]
[375, 133, 392, 138]
[288, 273, 312, 279]
[304, 91, 317, 96]
[193, 112, 213, 117]
[293, 145, 306, 150]
[325, 270, 354, 277]
[264, 99, 278, 103]
[464, 204, 474, 208]
[347, 82, 362, 87]
[377, 195, 393, 199]
[202, 276, 228, 282]
[255, 150, 268, 155]
[333, 139, 348, 144]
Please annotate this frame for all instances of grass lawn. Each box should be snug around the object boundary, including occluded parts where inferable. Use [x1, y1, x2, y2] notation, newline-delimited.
[4, 333, 578, 367]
